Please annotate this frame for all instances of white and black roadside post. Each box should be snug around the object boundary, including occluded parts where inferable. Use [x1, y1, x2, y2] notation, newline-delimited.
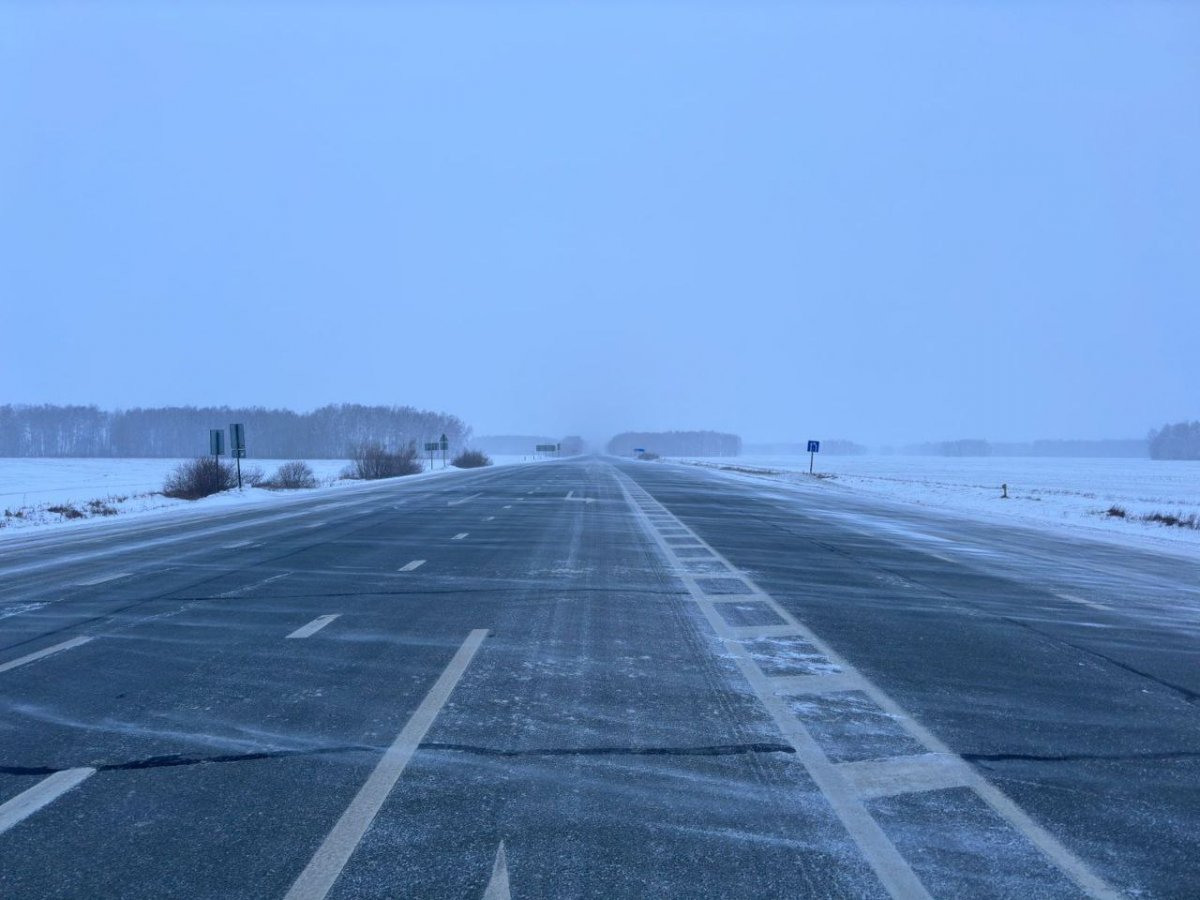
[807, 439, 820, 474]
[230, 423, 246, 489]
[210, 428, 225, 466]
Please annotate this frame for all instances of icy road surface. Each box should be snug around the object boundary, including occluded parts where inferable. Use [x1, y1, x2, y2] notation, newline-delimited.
[0, 459, 1197, 898]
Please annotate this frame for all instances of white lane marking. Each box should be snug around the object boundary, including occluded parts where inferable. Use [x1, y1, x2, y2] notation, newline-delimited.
[222, 540, 255, 549]
[0, 768, 95, 835]
[303, 522, 326, 529]
[452, 533, 469, 540]
[284, 629, 489, 900]
[1057, 592, 1112, 612]
[482, 840, 511, 899]
[286, 614, 340, 639]
[565, 490, 575, 499]
[399, 560, 426, 572]
[483, 516, 495, 522]
[448, 493, 483, 507]
[0, 602, 49, 621]
[75, 572, 131, 586]
[619, 476, 1122, 900]
[503, 505, 512, 509]
[216, 572, 291, 598]
[0, 636, 93, 674]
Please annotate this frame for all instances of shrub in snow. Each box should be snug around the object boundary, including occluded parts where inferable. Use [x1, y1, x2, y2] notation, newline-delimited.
[345, 441, 423, 479]
[451, 450, 492, 468]
[267, 461, 318, 489]
[163, 457, 239, 500]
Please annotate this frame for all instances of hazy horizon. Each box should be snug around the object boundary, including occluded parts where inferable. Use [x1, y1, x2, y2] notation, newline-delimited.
[4, 3, 1196, 447]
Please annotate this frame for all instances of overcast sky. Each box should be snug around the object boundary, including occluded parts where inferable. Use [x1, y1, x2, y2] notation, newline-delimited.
[3, 2, 1196, 446]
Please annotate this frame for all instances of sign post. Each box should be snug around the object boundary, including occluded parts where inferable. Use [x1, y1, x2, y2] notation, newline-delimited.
[535, 443, 557, 458]
[424, 441, 439, 470]
[209, 429, 225, 463]
[440, 434, 449, 468]
[807, 440, 820, 474]
[229, 423, 246, 488]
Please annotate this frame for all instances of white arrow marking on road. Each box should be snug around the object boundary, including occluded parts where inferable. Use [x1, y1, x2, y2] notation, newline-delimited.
[399, 559, 426, 572]
[0, 768, 95, 835]
[482, 841, 511, 899]
[0, 636, 93, 675]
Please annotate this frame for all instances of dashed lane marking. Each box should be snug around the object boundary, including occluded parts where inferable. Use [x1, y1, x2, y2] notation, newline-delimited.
[286, 615, 340, 639]
[449, 493, 483, 507]
[482, 840, 511, 899]
[0, 636, 93, 675]
[618, 477, 1120, 900]
[222, 540, 256, 549]
[452, 533, 469, 541]
[0, 768, 95, 835]
[484, 516, 495, 522]
[74, 572, 131, 587]
[284, 629, 489, 900]
[399, 560, 426, 572]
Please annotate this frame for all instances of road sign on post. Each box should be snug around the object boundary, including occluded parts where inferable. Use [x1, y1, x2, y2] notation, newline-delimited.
[209, 429, 225, 459]
[440, 434, 449, 468]
[424, 441, 439, 469]
[535, 444, 557, 457]
[807, 440, 820, 474]
[229, 423, 246, 488]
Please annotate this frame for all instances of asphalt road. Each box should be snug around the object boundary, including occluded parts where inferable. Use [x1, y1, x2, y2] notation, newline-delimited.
[1, 458, 1196, 898]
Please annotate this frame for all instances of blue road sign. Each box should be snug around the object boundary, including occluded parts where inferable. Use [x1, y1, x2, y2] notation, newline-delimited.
[807, 440, 820, 453]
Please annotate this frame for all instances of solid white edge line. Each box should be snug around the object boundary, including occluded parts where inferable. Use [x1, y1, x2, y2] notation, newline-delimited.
[0, 636, 93, 674]
[0, 768, 95, 834]
[286, 615, 341, 640]
[284, 628, 489, 900]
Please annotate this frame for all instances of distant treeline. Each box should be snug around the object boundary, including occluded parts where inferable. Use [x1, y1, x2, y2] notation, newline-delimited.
[746, 440, 867, 456]
[0, 404, 470, 458]
[895, 438, 1147, 458]
[1148, 421, 1200, 460]
[607, 431, 741, 457]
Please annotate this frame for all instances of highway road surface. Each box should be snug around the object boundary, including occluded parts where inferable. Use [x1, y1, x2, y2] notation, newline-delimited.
[1, 458, 1197, 898]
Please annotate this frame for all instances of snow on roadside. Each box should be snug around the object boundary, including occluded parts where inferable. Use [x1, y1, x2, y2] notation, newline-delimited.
[675, 454, 1200, 557]
[0, 455, 527, 537]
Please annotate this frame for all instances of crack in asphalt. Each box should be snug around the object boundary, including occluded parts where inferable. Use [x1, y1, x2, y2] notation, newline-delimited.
[964, 750, 1200, 765]
[0, 741, 795, 777]
[421, 741, 796, 758]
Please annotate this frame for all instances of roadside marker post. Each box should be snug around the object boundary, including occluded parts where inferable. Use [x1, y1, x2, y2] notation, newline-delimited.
[807, 440, 820, 474]
[230, 423, 246, 489]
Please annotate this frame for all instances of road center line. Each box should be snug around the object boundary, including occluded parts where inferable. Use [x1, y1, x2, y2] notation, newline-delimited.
[452, 533, 469, 540]
[482, 840, 511, 899]
[286, 615, 340, 639]
[399, 560, 426, 572]
[284, 629, 489, 900]
[0, 768, 96, 835]
[0, 636, 93, 675]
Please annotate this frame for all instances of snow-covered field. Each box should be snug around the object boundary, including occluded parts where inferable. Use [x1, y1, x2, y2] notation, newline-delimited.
[679, 454, 1200, 556]
[0, 455, 526, 535]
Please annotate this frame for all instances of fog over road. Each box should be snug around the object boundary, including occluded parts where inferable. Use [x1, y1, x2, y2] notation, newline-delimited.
[1, 459, 1196, 898]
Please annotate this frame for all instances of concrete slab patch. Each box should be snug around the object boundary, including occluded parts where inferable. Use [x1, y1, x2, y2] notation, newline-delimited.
[716, 602, 788, 628]
[695, 576, 753, 595]
[787, 691, 926, 763]
[743, 635, 842, 678]
[867, 788, 1090, 899]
